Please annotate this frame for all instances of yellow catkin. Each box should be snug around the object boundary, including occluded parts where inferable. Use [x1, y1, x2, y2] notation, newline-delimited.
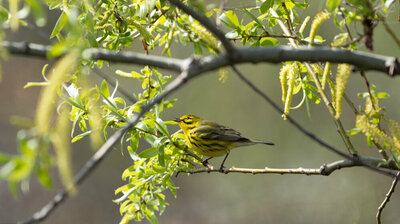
[10, 0, 19, 31]
[162, 21, 176, 56]
[95, 10, 112, 27]
[335, 64, 351, 119]
[331, 33, 349, 47]
[279, 65, 291, 104]
[35, 52, 78, 135]
[309, 11, 330, 46]
[365, 96, 379, 116]
[321, 62, 331, 90]
[79, 78, 104, 150]
[299, 16, 310, 34]
[284, 63, 299, 115]
[129, 19, 155, 41]
[88, 100, 104, 150]
[356, 115, 400, 152]
[191, 22, 221, 53]
[52, 107, 77, 195]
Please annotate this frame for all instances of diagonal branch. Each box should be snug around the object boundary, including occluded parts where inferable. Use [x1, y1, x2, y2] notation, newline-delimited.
[179, 155, 396, 175]
[167, 0, 235, 54]
[230, 65, 398, 178]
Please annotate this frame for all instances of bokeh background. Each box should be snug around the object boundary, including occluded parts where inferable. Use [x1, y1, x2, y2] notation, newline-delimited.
[1, 1, 400, 223]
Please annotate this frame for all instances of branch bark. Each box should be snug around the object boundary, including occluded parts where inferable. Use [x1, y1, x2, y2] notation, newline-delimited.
[179, 155, 396, 175]
[4, 41, 399, 76]
[1, 41, 400, 76]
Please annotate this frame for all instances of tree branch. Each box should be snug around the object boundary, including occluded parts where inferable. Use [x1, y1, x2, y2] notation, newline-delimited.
[167, 0, 235, 54]
[179, 155, 396, 175]
[376, 171, 400, 224]
[3, 41, 399, 76]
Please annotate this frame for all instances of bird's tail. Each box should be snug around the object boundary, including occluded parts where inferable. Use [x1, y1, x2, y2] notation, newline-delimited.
[253, 139, 275, 146]
[235, 139, 275, 147]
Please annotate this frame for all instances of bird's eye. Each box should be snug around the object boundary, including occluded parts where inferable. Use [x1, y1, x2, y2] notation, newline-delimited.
[183, 118, 193, 125]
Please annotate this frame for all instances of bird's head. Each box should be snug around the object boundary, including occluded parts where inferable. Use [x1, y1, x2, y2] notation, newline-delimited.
[174, 114, 202, 133]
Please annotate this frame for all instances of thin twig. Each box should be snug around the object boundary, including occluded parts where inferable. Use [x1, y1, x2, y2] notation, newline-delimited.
[338, 6, 353, 40]
[281, 2, 294, 35]
[376, 171, 400, 224]
[230, 64, 397, 178]
[179, 155, 395, 175]
[168, 0, 235, 54]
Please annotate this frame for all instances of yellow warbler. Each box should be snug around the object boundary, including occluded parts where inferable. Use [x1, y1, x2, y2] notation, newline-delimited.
[174, 114, 274, 170]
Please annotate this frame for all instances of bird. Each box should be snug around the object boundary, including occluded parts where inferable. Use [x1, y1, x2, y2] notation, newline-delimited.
[174, 114, 274, 171]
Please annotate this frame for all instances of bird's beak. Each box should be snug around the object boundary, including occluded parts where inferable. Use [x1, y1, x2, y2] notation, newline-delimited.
[173, 118, 181, 123]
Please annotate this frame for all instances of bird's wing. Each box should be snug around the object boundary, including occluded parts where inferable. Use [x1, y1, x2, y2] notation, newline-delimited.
[194, 120, 249, 142]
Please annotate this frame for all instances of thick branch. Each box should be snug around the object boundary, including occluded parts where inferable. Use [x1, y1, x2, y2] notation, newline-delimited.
[179, 155, 396, 175]
[82, 48, 184, 72]
[3, 41, 399, 76]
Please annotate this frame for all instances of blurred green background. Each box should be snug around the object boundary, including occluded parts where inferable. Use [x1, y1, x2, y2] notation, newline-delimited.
[1, 1, 400, 223]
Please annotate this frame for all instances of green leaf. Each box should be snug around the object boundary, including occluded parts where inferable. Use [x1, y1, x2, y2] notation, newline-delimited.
[158, 146, 165, 167]
[100, 80, 110, 98]
[138, 147, 158, 158]
[0, 152, 11, 164]
[358, 92, 369, 98]
[367, 135, 372, 147]
[260, 37, 279, 46]
[50, 12, 67, 38]
[154, 118, 169, 136]
[306, 90, 321, 104]
[35, 166, 52, 188]
[24, 82, 49, 88]
[0, 6, 8, 22]
[115, 70, 144, 80]
[242, 8, 267, 33]
[71, 131, 92, 143]
[193, 42, 202, 55]
[225, 31, 238, 39]
[347, 127, 361, 136]
[260, 0, 274, 14]
[326, 0, 341, 11]
[219, 11, 239, 29]
[376, 92, 390, 99]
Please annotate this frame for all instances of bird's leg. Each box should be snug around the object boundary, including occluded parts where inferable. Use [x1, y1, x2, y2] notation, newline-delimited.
[202, 157, 213, 169]
[219, 153, 230, 172]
